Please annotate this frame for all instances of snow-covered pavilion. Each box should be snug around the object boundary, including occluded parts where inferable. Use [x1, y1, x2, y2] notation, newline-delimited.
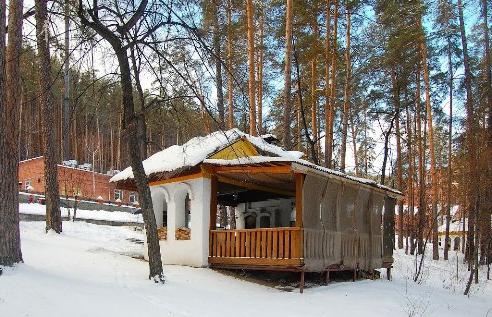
[111, 129, 403, 290]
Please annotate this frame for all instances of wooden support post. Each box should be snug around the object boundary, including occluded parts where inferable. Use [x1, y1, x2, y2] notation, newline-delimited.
[299, 270, 305, 293]
[386, 267, 391, 281]
[325, 270, 330, 284]
[295, 173, 304, 261]
[210, 175, 218, 230]
[295, 173, 304, 228]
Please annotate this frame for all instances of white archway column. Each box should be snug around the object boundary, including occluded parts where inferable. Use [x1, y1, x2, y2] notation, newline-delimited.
[235, 203, 246, 229]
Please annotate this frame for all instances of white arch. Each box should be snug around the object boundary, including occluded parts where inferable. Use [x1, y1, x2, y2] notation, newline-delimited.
[172, 181, 193, 201]
[157, 186, 171, 203]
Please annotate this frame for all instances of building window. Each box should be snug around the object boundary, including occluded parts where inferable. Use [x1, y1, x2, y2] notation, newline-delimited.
[163, 200, 168, 227]
[25, 180, 32, 191]
[73, 187, 82, 197]
[114, 189, 123, 201]
[185, 193, 191, 229]
[129, 192, 138, 204]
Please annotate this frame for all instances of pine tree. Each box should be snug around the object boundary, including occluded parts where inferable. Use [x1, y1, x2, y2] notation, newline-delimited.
[340, 0, 351, 173]
[246, 0, 257, 135]
[0, 0, 24, 265]
[35, 0, 62, 233]
[283, 0, 293, 147]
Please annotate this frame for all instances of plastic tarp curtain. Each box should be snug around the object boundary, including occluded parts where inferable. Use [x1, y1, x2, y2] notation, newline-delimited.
[382, 196, 396, 264]
[320, 180, 339, 231]
[370, 193, 385, 269]
[302, 175, 326, 230]
[302, 174, 388, 272]
[302, 175, 328, 271]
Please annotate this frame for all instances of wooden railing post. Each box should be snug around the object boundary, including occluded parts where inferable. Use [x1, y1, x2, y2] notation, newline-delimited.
[295, 173, 304, 228]
[210, 175, 217, 230]
[295, 174, 305, 260]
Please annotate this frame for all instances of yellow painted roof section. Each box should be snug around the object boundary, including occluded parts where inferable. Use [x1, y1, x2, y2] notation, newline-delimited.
[208, 138, 259, 160]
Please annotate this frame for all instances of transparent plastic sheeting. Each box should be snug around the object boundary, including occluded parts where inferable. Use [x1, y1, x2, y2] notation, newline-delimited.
[302, 174, 389, 271]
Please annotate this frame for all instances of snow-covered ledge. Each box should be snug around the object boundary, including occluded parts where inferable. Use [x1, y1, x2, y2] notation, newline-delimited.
[144, 177, 211, 267]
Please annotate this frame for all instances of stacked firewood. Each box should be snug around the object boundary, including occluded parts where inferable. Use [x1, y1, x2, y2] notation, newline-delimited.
[157, 227, 167, 240]
[175, 227, 191, 240]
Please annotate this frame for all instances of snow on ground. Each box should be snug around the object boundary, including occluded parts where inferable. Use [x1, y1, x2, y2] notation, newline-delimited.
[20, 203, 143, 223]
[1, 221, 491, 317]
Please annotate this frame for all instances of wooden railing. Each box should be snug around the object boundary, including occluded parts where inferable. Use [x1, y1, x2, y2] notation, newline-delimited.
[209, 227, 303, 267]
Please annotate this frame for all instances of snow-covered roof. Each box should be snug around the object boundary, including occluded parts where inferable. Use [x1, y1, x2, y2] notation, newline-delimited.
[111, 129, 402, 197]
[111, 129, 303, 183]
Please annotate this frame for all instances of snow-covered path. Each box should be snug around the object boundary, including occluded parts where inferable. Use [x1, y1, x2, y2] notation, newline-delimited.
[1, 222, 490, 317]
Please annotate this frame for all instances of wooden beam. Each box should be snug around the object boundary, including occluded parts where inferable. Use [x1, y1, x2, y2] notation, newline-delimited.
[216, 175, 294, 197]
[210, 175, 218, 230]
[295, 173, 304, 228]
[208, 257, 302, 266]
[209, 164, 292, 174]
[208, 264, 304, 272]
[149, 171, 207, 187]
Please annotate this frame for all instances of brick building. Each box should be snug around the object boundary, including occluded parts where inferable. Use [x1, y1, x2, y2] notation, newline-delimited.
[19, 156, 137, 205]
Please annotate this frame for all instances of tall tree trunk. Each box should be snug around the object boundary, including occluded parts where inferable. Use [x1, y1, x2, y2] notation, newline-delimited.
[415, 64, 425, 255]
[18, 90, 23, 158]
[419, 21, 439, 260]
[293, 50, 318, 164]
[392, 70, 404, 250]
[110, 127, 114, 170]
[129, 46, 147, 159]
[36, 0, 62, 233]
[327, 0, 338, 168]
[246, 0, 256, 135]
[0, 0, 23, 265]
[116, 47, 164, 281]
[213, 1, 225, 129]
[481, 0, 491, 265]
[444, 35, 453, 261]
[257, 3, 264, 134]
[311, 58, 318, 157]
[340, 2, 351, 172]
[310, 15, 319, 158]
[458, 0, 480, 295]
[405, 101, 416, 255]
[395, 115, 404, 248]
[73, 112, 77, 161]
[380, 114, 395, 185]
[296, 85, 302, 151]
[62, 0, 71, 160]
[226, 0, 234, 129]
[116, 111, 121, 169]
[324, 0, 331, 166]
[199, 94, 211, 134]
[363, 106, 368, 175]
[282, 0, 293, 147]
[349, 111, 359, 176]
[78, 0, 164, 281]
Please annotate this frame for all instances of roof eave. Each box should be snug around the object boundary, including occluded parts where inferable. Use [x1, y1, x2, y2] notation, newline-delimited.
[291, 162, 404, 199]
